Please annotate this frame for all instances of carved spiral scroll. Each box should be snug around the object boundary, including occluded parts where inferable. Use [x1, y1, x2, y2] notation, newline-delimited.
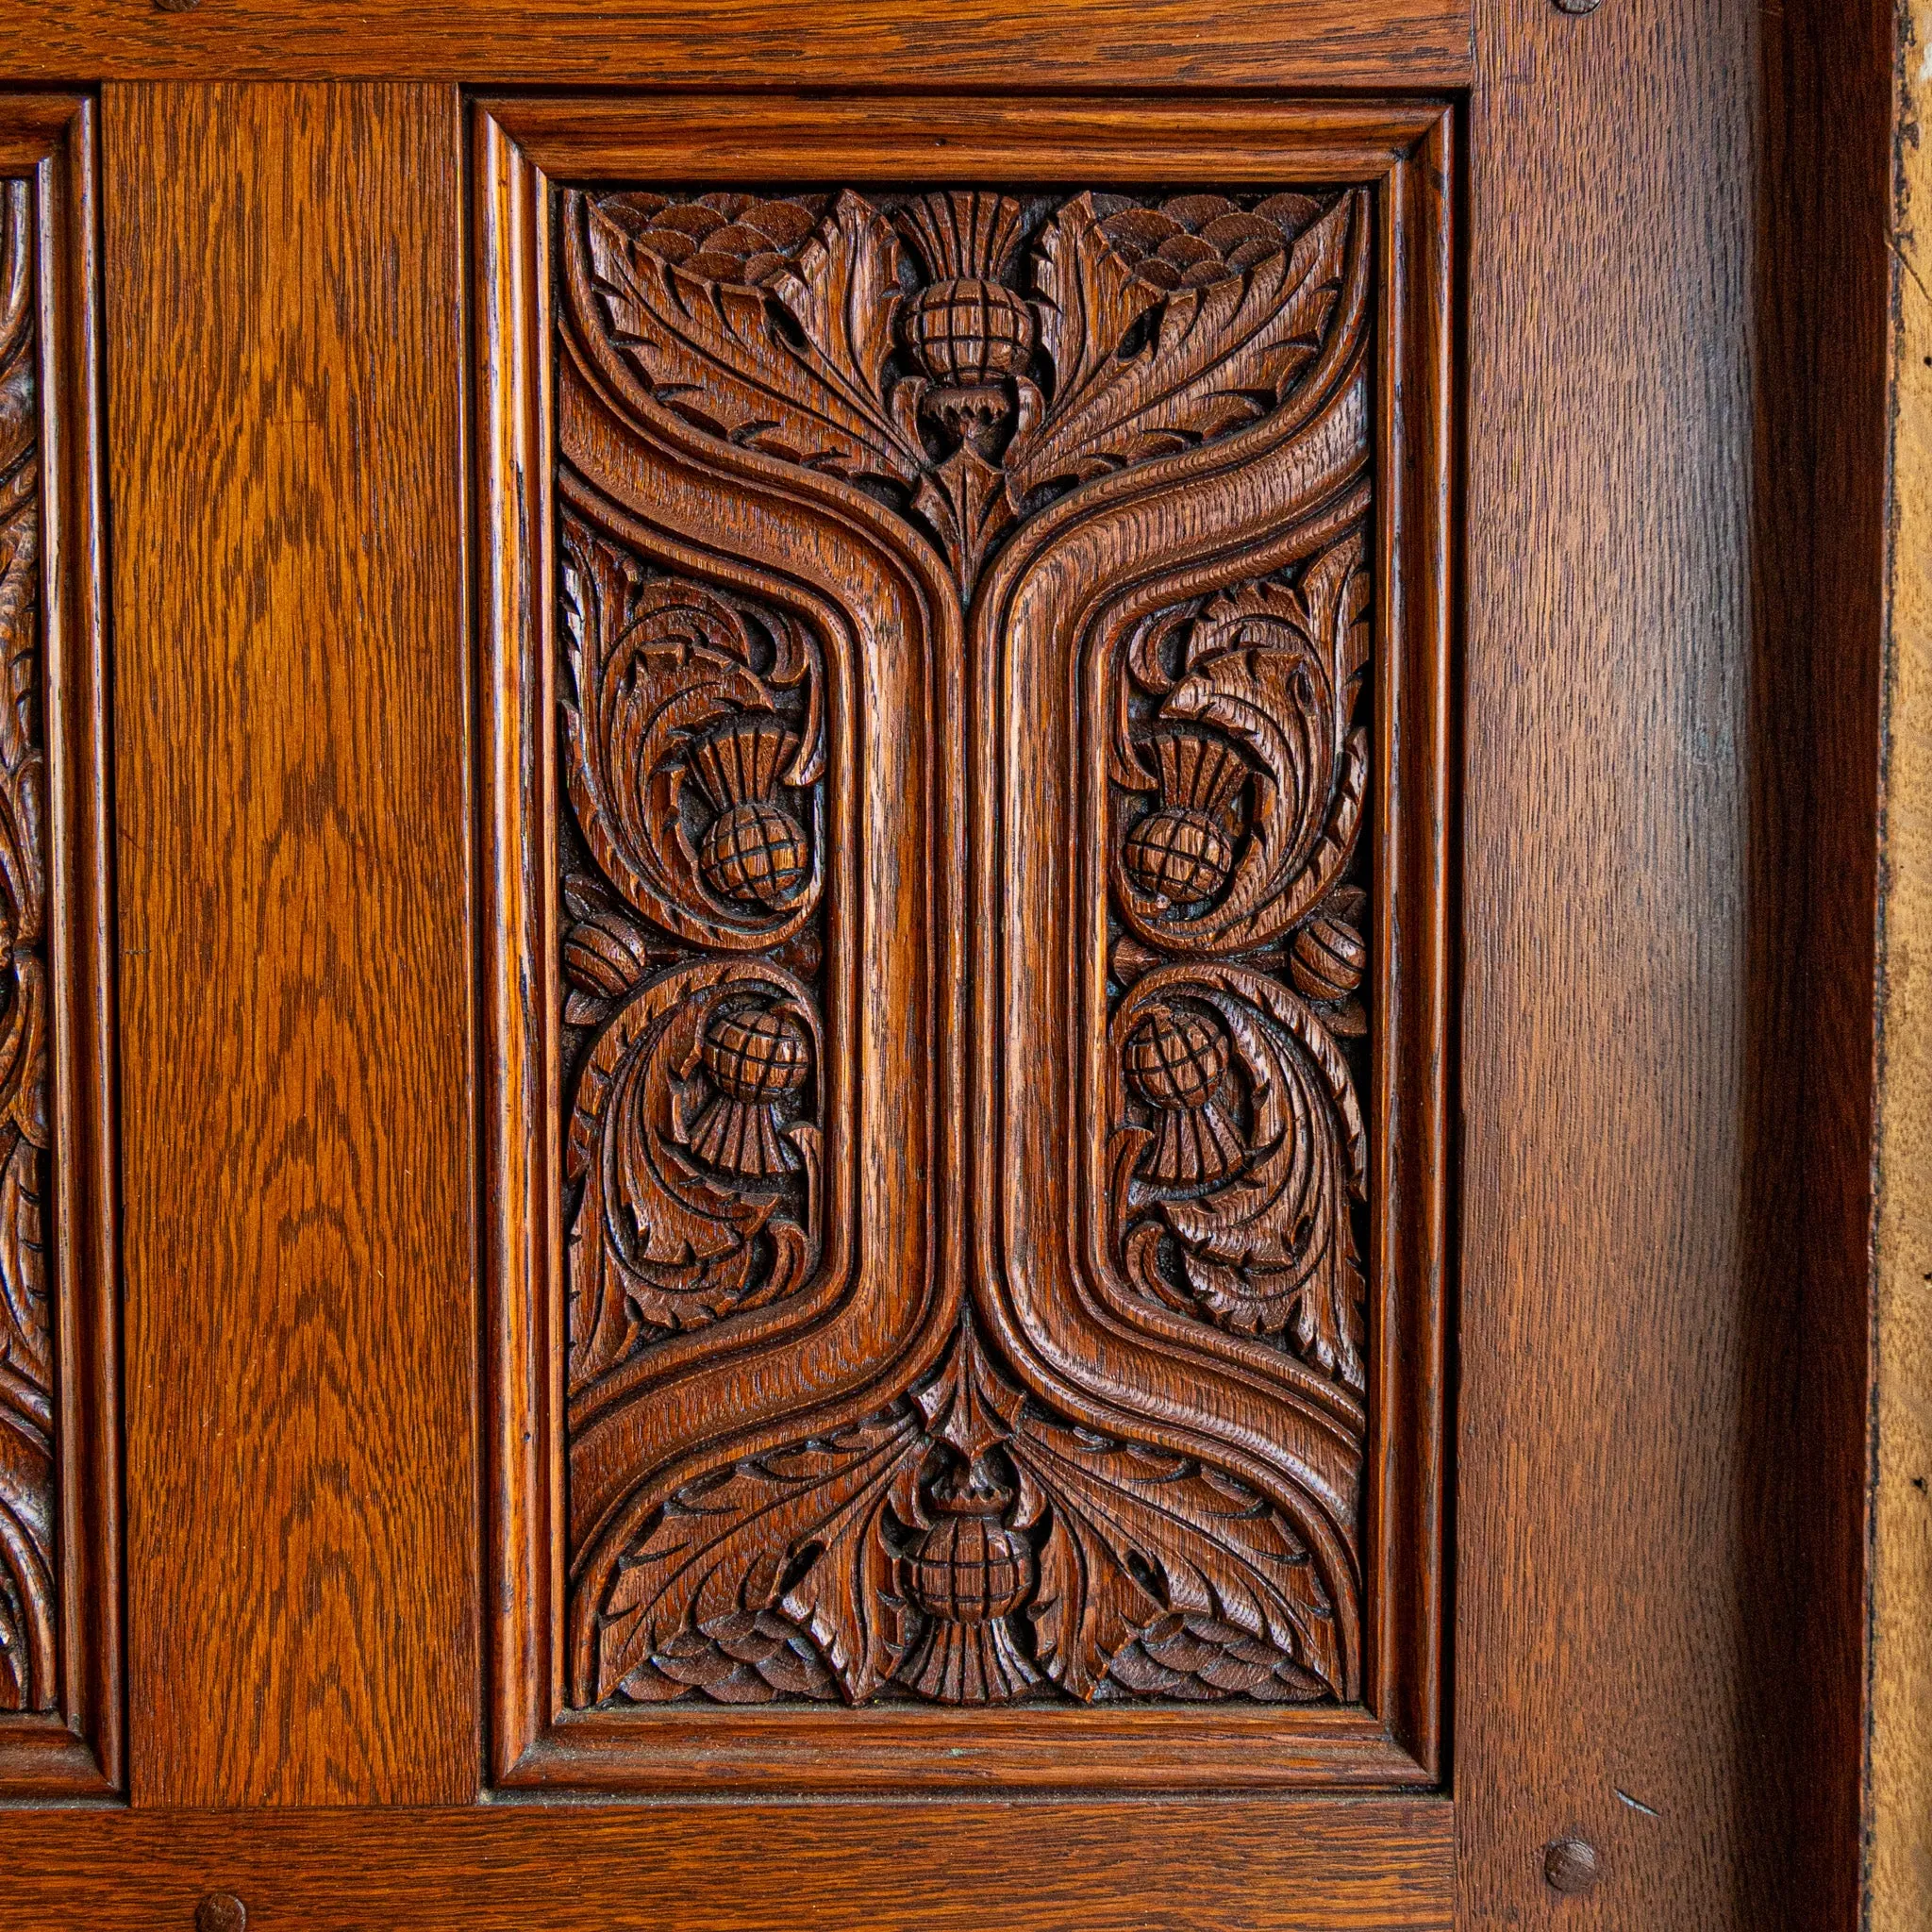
[1106, 537, 1374, 1390]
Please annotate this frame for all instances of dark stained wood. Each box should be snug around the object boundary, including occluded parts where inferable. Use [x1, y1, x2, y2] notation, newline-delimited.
[0, 91, 120, 1800]
[104, 82, 477, 1806]
[1458, 0, 1885, 1925]
[0, 0, 1472, 91]
[478, 94, 1451, 1793]
[0, 1798, 1454, 1930]
[1753, 0, 1889, 1925]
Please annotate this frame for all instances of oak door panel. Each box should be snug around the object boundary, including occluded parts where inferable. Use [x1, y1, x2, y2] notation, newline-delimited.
[105, 81, 476, 1807]
[479, 96, 1451, 1794]
[0, 0, 1874, 1922]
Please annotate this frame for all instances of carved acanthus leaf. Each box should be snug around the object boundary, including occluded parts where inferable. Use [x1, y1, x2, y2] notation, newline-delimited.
[560, 514, 822, 951]
[567, 965, 822, 1391]
[1011, 1418, 1341, 1700]
[590, 1323, 1341, 1709]
[580, 190, 924, 488]
[1117, 531, 1371, 956]
[598, 1411, 925, 1705]
[1113, 964, 1368, 1391]
[1009, 192, 1359, 495]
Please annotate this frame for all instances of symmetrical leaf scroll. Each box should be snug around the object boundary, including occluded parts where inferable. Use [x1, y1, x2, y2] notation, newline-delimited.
[593, 1324, 1340, 1707]
[560, 510, 826, 1391]
[1108, 537, 1374, 1389]
[558, 178, 1376, 1707]
[0, 181, 52, 1713]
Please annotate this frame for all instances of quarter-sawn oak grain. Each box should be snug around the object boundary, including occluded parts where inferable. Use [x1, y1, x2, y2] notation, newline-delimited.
[0, 0, 1472, 92]
[0, 1798, 1455, 1932]
[106, 82, 476, 1807]
[1458, 0, 1885, 1925]
[0, 8, 1876, 1930]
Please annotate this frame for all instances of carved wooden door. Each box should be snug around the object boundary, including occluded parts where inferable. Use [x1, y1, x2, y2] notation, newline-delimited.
[0, 2, 1884, 1928]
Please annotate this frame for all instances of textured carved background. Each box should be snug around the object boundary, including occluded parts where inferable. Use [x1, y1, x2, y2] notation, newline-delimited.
[557, 182, 1372, 1708]
[0, 178, 53, 1715]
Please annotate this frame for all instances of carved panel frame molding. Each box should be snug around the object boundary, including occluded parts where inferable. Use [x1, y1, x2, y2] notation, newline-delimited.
[475, 94, 1452, 1794]
[0, 92, 121, 1801]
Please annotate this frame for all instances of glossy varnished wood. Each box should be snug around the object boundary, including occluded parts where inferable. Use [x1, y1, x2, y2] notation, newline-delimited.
[105, 83, 476, 1806]
[0, 0, 1471, 91]
[1459, 0, 1885, 1924]
[0, 91, 120, 1800]
[0, 1798, 1453, 1930]
[0, 12, 1876, 1932]
[478, 93, 1452, 1795]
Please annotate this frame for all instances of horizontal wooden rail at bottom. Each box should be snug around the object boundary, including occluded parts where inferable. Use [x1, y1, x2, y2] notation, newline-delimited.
[0, 1798, 1453, 1931]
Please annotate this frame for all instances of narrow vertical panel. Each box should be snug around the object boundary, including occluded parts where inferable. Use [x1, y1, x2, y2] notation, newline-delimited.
[1461, 0, 1883, 1924]
[0, 92, 121, 1800]
[106, 83, 475, 1806]
[1462, 0, 1763, 1915]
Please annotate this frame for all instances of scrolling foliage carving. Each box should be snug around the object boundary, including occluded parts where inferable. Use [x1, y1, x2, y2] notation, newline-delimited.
[559, 517, 825, 1376]
[0, 182, 52, 1714]
[558, 179, 1373, 1707]
[1109, 547, 1372, 1388]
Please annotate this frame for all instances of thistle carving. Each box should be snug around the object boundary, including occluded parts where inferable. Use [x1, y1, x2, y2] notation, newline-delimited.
[597, 1323, 1339, 1708]
[1108, 547, 1373, 1385]
[559, 514, 825, 1376]
[577, 183, 1357, 591]
[558, 177, 1374, 1707]
[0, 181, 52, 1714]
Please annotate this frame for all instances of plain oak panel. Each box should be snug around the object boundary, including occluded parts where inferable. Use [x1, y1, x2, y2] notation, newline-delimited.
[0, 1799, 1453, 1931]
[105, 83, 476, 1806]
[1459, 0, 1883, 1925]
[0, 0, 1471, 90]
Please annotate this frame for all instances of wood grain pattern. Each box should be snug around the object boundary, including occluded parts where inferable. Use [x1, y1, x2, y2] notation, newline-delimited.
[0, 0, 1471, 90]
[1871, 5, 1932, 1926]
[0, 91, 119, 1801]
[478, 96, 1449, 1792]
[0, 1798, 1453, 1931]
[106, 82, 475, 1806]
[1459, 0, 1885, 1924]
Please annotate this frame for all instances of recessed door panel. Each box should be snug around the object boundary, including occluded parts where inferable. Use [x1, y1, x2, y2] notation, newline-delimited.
[478, 97, 1451, 1795]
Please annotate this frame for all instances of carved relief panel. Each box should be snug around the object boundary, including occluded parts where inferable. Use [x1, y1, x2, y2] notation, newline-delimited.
[479, 98, 1450, 1791]
[0, 94, 120, 1797]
